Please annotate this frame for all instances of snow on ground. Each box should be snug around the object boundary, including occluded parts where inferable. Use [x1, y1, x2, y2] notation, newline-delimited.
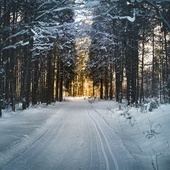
[0, 98, 169, 169]
[91, 100, 170, 170]
[0, 102, 67, 168]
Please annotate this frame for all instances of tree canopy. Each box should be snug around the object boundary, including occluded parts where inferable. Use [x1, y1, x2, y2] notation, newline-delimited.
[0, 0, 169, 115]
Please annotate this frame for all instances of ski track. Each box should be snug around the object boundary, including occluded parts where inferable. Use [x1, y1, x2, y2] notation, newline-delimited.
[87, 116, 93, 170]
[88, 109, 119, 170]
[88, 103, 143, 170]
[0, 100, 143, 170]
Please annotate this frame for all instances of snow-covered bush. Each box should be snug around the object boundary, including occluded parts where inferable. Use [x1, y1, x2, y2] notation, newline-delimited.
[148, 100, 159, 112]
[117, 106, 135, 126]
[139, 99, 159, 113]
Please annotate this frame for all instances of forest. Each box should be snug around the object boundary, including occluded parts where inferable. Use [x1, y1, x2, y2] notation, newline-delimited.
[0, 0, 169, 116]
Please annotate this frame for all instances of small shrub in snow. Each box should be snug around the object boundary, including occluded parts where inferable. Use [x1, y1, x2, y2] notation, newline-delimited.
[145, 120, 161, 139]
[117, 106, 135, 126]
[148, 100, 158, 112]
[140, 103, 148, 113]
[139, 99, 159, 113]
[145, 129, 159, 139]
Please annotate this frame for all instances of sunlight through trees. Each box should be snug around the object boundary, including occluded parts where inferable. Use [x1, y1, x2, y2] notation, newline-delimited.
[0, 0, 169, 114]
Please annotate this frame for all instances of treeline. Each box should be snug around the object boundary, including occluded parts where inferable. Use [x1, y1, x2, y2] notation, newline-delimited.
[0, 0, 170, 116]
[0, 0, 76, 115]
[88, 0, 170, 105]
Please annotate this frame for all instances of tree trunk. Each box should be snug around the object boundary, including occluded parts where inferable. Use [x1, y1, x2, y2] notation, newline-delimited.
[104, 69, 108, 100]
[109, 63, 113, 100]
[32, 60, 39, 105]
[56, 54, 60, 101]
[59, 59, 63, 102]
[140, 30, 145, 103]
[46, 51, 53, 105]
[151, 32, 156, 97]
[100, 78, 103, 99]
[22, 44, 31, 110]
[163, 28, 169, 102]
[0, 52, 3, 116]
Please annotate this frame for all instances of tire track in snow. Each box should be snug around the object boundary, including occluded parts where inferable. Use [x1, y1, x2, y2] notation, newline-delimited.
[87, 117, 93, 169]
[88, 110, 119, 170]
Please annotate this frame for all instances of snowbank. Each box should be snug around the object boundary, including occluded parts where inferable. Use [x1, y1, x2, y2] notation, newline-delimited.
[91, 100, 170, 170]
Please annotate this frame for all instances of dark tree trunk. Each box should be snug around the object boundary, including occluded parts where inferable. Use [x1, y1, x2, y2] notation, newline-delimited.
[116, 72, 123, 103]
[56, 54, 60, 101]
[46, 51, 53, 105]
[163, 28, 169, 102]
[59, 59, 63, 102]
[109, 63, 113, 100]
[151, 32, 156, 97]
[140, 30, 145, 103]
[115, 53, 123, 103]
[22, 41, 31, 110]
[10, 7, 17, 111]
[125, 24, 139, 105]
[104, 69, 108, 100]
[32, 60, 39, 105]
[100, 78, 103, 99]
[0, 53, 3, 116]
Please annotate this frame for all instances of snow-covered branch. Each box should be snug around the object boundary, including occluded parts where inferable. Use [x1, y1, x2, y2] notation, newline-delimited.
[2, 41, 29, 51]
[107, 8, 136, 22]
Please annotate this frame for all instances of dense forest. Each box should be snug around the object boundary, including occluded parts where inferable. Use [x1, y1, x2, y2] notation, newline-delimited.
[0, 0, 169, 116]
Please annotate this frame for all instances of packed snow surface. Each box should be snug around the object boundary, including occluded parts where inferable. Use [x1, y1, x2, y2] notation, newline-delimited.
[0, 98, 169, 170]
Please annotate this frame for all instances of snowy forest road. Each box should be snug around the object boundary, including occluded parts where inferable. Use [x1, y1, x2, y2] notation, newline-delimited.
[0, 99, 142, 170]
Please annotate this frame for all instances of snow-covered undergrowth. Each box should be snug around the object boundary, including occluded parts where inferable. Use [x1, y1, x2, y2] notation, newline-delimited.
[91, 100, 170, 170]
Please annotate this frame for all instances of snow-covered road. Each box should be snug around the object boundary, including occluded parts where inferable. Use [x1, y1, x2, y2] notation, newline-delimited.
[0, 99, 143, 170]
